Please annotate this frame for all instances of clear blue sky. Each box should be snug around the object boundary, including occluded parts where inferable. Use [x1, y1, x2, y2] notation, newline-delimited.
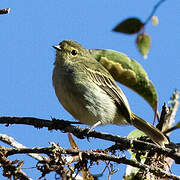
[0, 0, 180, 179]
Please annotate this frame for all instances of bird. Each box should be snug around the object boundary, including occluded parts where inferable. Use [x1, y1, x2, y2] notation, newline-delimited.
[52, 40, 168, 146]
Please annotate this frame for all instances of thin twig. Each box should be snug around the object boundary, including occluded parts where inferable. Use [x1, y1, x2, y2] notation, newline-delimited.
[164, 125, 180, 134]
[0, 134, 46, 161]
[144, 0, 166, 25]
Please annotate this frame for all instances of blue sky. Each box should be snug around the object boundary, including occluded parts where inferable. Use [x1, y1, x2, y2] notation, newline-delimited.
[0, 0, 180, 179]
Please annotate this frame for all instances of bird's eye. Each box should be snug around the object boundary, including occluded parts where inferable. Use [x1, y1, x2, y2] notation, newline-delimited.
[71, 49, 77, 56]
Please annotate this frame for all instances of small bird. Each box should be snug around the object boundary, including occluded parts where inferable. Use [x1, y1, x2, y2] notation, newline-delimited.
[52, 40, 168, 146]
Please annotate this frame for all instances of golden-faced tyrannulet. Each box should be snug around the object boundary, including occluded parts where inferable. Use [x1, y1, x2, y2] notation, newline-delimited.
[52, 40, 168, 146]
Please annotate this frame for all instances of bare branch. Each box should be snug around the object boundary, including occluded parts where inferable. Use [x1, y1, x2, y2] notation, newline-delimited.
[0, 116, 179, 163]
[1, 145, 180, 180]
[0, 134, 46, 161]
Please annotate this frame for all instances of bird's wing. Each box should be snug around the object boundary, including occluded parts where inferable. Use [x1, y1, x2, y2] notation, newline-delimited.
[85, 66, 132, 123]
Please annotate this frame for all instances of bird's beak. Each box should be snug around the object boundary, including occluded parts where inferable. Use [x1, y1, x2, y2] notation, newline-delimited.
[52, 45, 61, 51]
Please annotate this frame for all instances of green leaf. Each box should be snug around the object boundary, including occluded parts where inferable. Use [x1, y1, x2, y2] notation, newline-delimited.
[136, 33, 151, 58]
[113, 18, 144, 34]
[127, 129, 146, 139]
[90, 49, 158, 111]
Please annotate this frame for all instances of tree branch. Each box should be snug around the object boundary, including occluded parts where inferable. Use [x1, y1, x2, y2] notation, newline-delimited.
[1, 145, 180, 180]
[0, 116, 179, 164]
[0, 134, 46, 161]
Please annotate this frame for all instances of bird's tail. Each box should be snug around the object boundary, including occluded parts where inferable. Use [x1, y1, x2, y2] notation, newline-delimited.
[131, 112, 169, 146]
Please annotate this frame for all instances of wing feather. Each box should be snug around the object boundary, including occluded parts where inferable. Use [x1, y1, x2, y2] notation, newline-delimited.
[85, 67, 132, 123]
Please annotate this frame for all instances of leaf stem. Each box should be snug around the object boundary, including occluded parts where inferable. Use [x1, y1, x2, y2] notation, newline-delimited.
[144, 0, 166, 25]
